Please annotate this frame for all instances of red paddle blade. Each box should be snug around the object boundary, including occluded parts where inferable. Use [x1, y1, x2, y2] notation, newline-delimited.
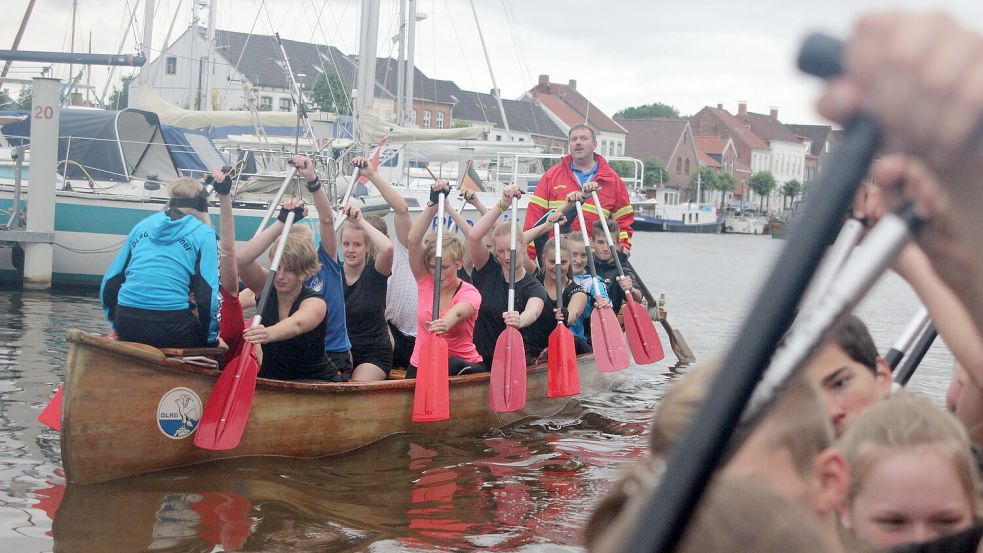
[591, 308, 630, 372]
[490, 327, 527, 412]
[413, 335, 450, 422]
[624, 297, 665, 365]
[38, 385, 63, 431]
[194, 342, 259, 450]
[547, 325, 580, 398]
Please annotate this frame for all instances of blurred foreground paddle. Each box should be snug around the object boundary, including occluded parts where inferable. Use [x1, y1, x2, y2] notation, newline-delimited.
[575, 200, 629, 373]
[547, 222, 580, 397]
[413, 192, 450, 422]
[599, 33, 885, 553]
[490, 196, 527, 411]
[590, 191, 664, 365]
[195, 211, 297, 450]
[37, 386, 62, 431]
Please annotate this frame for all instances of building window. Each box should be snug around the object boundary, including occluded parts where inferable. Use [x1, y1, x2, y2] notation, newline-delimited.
[436, 111, 444, 129]
[165, 56, 177, 75]
[279, 98, 292, 112]
[496, 135, 502, 141]
[676, 158, 682, 174]
[518, 137, 524, 142]
[259, 96, 273, 111]
[616, 142, 623, 156]
[423, 110, 431, 129]
[601, 140, 608, 156]
[684, 159, 690, 174]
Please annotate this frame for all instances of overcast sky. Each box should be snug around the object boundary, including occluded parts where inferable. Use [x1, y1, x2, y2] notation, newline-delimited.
[3, 0, 982, 125]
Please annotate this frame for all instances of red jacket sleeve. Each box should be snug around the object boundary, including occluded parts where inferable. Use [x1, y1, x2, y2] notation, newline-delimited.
[524, 177, 552, 259]
[612, 177, 635, 252]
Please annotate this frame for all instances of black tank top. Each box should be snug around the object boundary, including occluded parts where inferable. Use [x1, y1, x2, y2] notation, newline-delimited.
[258, 286, 331, 380]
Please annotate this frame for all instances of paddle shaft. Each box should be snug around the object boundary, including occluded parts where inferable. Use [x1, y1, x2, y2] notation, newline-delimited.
[574, 201, 605, 300]
[433, 193, 445, 321]
[605, 35, 880, 553]
[254, 168, 298, 238]
[799, 217, 865, 314]
[590, 191, 627, 279]
[895, 323, 938, 386]
[885, 306, 931, 370]
[508, 196, 518, 311]
[553, 222, 563, 316]
[332, 165, 364, 231]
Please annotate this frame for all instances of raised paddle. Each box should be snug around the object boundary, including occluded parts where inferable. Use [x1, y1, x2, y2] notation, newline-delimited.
[412, 191, 451, 422]
[894, 322, 938, 387]
[195, 210, 298, 451]
[590, 191, 664, 365]
[884, 306, 930, 371]
[490, 196, 527, 412]
[574, 200, 630, 373]
[547, 221, 580, 398]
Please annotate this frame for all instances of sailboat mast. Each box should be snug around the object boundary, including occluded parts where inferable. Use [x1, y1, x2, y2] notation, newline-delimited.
[69, 0, 78, 94]
[469, 0, 510, 139]
[140, 0, 154, 87]
[0, 0, 38, 85]
[355, 0, 381, 144]
[395, 0, 406, 126]
[403, 0, 416, 129]
[204, 0, 217, 111]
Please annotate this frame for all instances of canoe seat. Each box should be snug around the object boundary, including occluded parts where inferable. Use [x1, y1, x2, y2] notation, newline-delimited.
[388, 369, 407, 380]
[160, 346, 226, 359]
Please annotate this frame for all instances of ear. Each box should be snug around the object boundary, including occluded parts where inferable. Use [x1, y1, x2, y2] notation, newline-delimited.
[813, 447, 850, 518]
[875, 357, 893, 397]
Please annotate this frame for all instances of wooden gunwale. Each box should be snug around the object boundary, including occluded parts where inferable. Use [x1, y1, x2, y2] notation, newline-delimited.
[61, 329, 614, 485]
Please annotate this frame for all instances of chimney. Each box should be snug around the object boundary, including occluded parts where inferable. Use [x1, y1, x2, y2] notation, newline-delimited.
[538, 74, 550, 93]
[769, 107, 779, 119]
[568, 79, 577, 90]
[490, 88, 499, 99]
[716, 103, 723, 110]
[737, 101, 747, 116]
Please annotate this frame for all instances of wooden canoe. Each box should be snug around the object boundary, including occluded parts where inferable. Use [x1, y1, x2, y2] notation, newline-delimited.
[61, 329, 617, 485]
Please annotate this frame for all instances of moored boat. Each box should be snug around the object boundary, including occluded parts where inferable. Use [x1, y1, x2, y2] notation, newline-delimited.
[61, 329, 616, 485]
[632, 199, 723, 233]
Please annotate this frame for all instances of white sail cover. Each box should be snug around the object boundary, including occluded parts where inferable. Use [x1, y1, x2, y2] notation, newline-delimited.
[132, 83, 313, 128]
[359, 109, 485, 143]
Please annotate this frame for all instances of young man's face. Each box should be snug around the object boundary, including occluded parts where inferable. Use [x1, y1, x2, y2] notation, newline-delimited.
[592, 234, 612, 261]
[805, 343, 892, 437]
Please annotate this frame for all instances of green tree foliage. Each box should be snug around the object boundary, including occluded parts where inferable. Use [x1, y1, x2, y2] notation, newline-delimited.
[782, 179, 802, 209]
[311, 71, 350, 115]
[644, 156, 669, 187]
[16, 87, 32, 110]
[614, 102, 681, 119]
[108, 74, 135, 110]
[689, 166, 717, 202]
[749, 171, 777, 211]
[609, 160, 636, 179]
[715, 172, 738, 211]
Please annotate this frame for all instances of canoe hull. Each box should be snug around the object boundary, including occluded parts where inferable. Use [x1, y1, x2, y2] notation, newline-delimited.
[61, 330, 615, 485]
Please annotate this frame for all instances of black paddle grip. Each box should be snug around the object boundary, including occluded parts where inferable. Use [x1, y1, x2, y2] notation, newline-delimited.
[895, 324, 938, 386]
[798, 33, 844, 78]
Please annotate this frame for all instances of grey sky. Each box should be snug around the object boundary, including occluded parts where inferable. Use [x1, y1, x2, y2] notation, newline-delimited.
[3, 0, 981, 125]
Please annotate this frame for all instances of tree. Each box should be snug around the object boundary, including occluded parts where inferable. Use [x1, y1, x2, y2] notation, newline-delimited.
[613, 102, 681, 119]
[15, 87, 32, 110]
[689, 166, 717, 203]
[782, 179, 802, 209]
[643, 156, 669, 188]
[311, 71, 350, 115]
[108, 74, 135, 110]
[609, 160, 636, 179]
[749, 171, 777, 211]
[715, 172, 738, 212]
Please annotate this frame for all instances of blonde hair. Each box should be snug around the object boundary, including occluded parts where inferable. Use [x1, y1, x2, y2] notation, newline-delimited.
[586, 362, 835, 549]
[166, 176, 211, 227]
[837, 391, 981, 510]
[649, 360, 832, 476]
[586, 472, 841, 553]
[543, 235, 573, 280]
[268, 225, 320, 281]
[422, 232, 465, 270]
[492, 220, 513, 239]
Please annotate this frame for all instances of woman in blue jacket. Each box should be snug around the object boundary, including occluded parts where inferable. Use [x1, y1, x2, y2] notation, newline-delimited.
[100, 176, 220, 348]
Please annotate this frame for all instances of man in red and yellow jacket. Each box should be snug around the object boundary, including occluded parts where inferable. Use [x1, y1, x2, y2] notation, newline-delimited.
[523, 124, 634, 259]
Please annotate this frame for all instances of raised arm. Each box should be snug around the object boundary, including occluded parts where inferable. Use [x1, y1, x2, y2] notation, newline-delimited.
[212, 168, 239, 294]
[470, 185, 522, 271]
[353, 155, 411, 247]
[236, 199, 306, 294]
[407, 181, 449, 280]
[445, 198, 472, 239]
[344, 204, 394, 276]
[291, 154, 337, 260]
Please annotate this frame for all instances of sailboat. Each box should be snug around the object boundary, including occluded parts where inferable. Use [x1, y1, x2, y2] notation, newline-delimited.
[0, 0, 538, 285]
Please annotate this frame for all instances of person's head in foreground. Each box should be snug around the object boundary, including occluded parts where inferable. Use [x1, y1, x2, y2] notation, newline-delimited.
[805, 314, 892, 437]
[836, 391, 981, 547]
[585, 360, 848, 548]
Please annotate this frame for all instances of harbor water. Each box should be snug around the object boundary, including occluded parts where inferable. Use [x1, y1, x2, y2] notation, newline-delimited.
[0, 232, 952, 552]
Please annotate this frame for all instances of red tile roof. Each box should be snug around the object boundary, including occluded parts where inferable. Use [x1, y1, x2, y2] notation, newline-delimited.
[737, 111, 800, 144]
[530, 81, 626, 135]
[696, 107, 769, 150]
[615, 117, 688, 164]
